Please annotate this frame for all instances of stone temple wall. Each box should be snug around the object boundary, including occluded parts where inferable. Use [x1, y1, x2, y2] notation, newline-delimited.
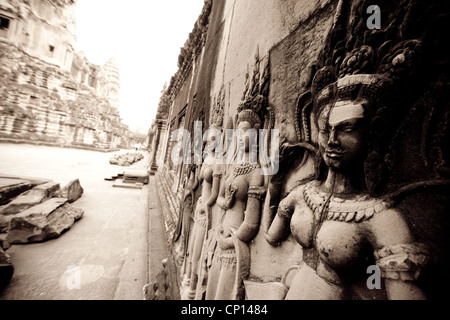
[152, 0, 450, 300]
[0, 0, 131, 150]
[150, 0, 450, 299]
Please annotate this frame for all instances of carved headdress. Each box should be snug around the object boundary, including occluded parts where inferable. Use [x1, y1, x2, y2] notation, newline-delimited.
[312, 45, 402, 114]
[308, 0, 425, 195]
[236, 48, 270, 129]
[210, 86, 225, 129]
[312, 0, 424, 114]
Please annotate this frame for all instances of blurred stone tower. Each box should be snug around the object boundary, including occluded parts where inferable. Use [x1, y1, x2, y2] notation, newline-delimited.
[103, 57, 121, 111]
[0, 0, 131, 149]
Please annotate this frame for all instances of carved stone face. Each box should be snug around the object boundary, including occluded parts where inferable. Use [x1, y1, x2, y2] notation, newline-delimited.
[318, 100, 367, 172]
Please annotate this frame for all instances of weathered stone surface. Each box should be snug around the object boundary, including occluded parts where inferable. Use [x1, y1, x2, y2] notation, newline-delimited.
[152, 0, 450, 301]
[109, 152, 144, 166]
[0, 214, 10, 250]
[0, 0, 133, 151]
[0, 174, 52, 187]
[7, 198, 84, 244]
[0, 181, 61, 215]
[56, 179, 83, 203]
[143, 267, 168, 300]
[0, 247, 13, 289]
[112, 180, 143, 189]
[0, 194, 45, 216]
[0, 215, 9, 234]
[0, 178, 33, 205]
[0, 232, 10, 251]
[143, 257, 180, 300]
[24, 181, 61, 199]
[123, 169, 149, 184]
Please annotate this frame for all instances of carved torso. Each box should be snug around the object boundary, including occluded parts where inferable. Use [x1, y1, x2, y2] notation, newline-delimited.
[289, 180, 390, 280]
[221, 164, 259, 229]
[201, 164, 214, 185]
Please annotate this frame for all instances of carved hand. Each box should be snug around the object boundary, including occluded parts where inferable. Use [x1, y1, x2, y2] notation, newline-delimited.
[265, 194, 295, 246]
[218, 227, 235, 250]
[216, 196, 227, 210]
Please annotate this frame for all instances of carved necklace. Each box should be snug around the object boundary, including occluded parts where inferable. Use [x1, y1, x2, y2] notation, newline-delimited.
[303, 181, 391, 223]
[233, 163, 260, 177]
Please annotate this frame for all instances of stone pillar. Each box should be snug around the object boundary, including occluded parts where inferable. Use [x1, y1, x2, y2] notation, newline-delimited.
[149, 120, 164, 174]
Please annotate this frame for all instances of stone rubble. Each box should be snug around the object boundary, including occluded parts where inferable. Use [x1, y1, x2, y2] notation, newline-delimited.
[109, 152, 144, 167]
[0, 175, 84, 289]
[0, 246, 13, 290]
[6, 197, 84, 244]
[0, 178, 33, 206]
[55, 179, 83, 203]
[0, 181, 61, 215]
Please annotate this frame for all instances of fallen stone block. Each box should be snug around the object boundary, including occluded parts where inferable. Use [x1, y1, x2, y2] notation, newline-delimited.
[0, 194, 45, 216]
[123, 169, 149, 184]
[7, 198, 84, 244]
[0, 178, 33, 205]
[0, 215, 10, 250]
[104, 171, 123, 181]
[0, 232, 10, 251]
[0, 181, 60, 215]
[0, 215, 10, 234]
[56, 179, 83, 203]
[0, 247, 13, 290]
[0, 174, 52, 187]
[112, 180, 143, 189]
[24, 181, 60, 199]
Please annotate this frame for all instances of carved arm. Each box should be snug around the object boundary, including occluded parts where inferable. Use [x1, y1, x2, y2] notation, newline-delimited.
[191, 164, 201, 192]
[216, 169, 229, 210]
[207, 170, 222, 207]
[265, 192, 295, 246]
[235, 185, 266, 242]
[369, 208, 430, 300]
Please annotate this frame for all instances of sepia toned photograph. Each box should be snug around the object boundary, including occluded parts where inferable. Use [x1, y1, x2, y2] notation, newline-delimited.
[1, 0, 449, 310]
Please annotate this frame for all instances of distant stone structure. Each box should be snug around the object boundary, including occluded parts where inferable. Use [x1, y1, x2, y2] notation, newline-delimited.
[0, 0, 131, 150]
[149, 0, 450, 300]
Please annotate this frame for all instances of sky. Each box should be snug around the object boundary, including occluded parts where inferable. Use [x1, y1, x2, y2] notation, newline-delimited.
[75, 0, 205, 134]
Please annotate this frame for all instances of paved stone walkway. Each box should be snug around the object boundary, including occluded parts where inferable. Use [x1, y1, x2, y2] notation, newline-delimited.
[0, 143, 154, 300]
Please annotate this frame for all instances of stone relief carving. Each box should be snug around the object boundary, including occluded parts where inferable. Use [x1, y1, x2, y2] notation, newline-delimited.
[186, 124, 224, 299]
[204, 51, 269, 300]
[266, 71, 431, 299]
[175, 87, 227, 299]
[173, 163, 199, 272]
[262, 0, 450, 300]
[171, 0, 449, 300]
